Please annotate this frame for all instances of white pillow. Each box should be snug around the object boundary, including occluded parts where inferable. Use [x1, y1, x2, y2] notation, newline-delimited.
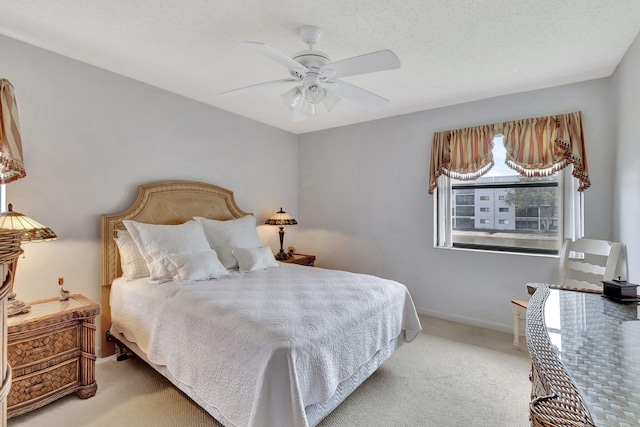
[232, 246, 279, 273]
[122, 220, 212, 282]
[114, 230, 150, 280]
[164, 251, 229, 284]
[194, 215, 262, 270]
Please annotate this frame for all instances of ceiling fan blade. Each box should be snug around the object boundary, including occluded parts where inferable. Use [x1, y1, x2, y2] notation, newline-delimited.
[242, 41, 308, 73]
[324, 49, 400, 79]
[329, 80, 390, 112]
[220, 78, 298, 97]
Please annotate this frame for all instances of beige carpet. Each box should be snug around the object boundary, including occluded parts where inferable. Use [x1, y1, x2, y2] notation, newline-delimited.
[8, 316, 531, 427]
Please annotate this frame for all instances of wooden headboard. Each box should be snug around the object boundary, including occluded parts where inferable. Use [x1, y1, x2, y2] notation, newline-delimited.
[99, 180, 250, 355]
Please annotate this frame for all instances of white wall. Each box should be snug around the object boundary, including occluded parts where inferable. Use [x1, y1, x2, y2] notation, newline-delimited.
[299, 79, 616, 332]
[0, 35, 299, 314]
[613, 31, 640, 283]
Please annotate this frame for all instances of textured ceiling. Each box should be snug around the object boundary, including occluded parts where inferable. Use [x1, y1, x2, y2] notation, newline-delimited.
[1, 1, 640, 134]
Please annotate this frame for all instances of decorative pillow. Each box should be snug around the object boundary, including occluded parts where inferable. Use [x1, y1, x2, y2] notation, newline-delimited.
[114, 230, 150, 280]
[164, 250, 229, 284]
[122, 219, 212, 282]
[232, 246, 279, 273]
[194, 215, 262, 270]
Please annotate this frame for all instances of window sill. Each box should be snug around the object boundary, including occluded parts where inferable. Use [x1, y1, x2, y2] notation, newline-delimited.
[433, 244, 559, 258]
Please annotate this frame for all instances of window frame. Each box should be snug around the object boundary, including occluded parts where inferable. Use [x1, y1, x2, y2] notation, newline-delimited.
[434, 168, 583, 256]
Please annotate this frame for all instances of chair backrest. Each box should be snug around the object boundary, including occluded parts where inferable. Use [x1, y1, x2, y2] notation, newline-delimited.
[558, 238, 622, 291]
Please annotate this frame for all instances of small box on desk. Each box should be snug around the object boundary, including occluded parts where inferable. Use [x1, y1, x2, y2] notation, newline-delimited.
[602, 278, 639, 303]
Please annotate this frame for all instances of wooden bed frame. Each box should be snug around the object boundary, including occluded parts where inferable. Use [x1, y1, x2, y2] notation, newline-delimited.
[99, 180, 250, 356]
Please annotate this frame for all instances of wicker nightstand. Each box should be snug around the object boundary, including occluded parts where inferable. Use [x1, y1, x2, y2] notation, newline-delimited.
[6, 294, 101, 418]
[279, 253, 316, 267]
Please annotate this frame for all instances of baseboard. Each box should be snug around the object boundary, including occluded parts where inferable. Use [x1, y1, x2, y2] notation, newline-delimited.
[416, 307, 513, 335]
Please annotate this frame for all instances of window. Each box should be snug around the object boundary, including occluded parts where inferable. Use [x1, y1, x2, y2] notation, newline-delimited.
[456, 194, 474, 205]
[455, 206, 474, 216]
[436, 136, 582, 255]
[455, 218, 474, 228]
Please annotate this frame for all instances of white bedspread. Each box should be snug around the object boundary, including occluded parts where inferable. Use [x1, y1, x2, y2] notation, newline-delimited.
[110, 263, 421, 427]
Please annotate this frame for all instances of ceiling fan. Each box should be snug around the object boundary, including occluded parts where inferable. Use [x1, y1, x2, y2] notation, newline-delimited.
[220, 25, 401, 122]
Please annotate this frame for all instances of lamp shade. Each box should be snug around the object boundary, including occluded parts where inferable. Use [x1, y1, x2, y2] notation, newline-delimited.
[265, 207, 297, 226]
[304, 83, 324, 104]
[0, 79, 27, 184]
[322, 90, 341, 112]
[281, 87, 303, 110]
[0, 204, 57, 242]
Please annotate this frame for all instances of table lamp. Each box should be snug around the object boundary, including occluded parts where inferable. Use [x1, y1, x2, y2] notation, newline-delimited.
[0, 203, 57, 316]
[1, 77, 29, 425]
[265, 207, 297, 260]
[1, 78, 30, 426]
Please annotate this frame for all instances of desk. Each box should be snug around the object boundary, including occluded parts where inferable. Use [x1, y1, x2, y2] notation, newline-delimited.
[526, 284, 640, 426]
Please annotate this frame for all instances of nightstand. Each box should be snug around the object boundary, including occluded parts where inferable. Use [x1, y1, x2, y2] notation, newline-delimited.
[279, 253, 316, 267]
[6, 294, 101, 418]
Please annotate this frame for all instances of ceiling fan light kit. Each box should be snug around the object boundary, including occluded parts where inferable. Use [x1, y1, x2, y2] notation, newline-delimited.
[300, 100, 315, 117]
[221, 25, 400, 121]
[305, 82, 324, 104]
[321, 89, 341, 112]
[281, 87, 302, 108]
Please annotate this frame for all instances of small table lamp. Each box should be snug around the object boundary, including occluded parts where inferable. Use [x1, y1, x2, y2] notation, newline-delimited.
[0, 204, 57, 316]
[265, 207, 297, 260]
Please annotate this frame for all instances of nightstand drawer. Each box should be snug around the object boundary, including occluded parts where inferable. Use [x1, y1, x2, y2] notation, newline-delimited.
[8, 326, 79, 368]
[8, 358, 79, 408]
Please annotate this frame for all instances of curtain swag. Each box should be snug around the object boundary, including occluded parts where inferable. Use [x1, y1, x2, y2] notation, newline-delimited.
[0, 78, 26, 184]
[428, 111, 589, 195]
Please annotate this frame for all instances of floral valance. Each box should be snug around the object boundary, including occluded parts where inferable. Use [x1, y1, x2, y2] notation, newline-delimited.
[0, 79, 26, 184]
[428, 111, 589, 194]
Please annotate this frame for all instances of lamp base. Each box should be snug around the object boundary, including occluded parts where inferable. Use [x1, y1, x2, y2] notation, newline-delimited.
[275, 250, 291, 260]
[7, 298, 30, 316]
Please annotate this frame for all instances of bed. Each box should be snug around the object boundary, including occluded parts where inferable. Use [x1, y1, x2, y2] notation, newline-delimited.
[100, 180, 422, 427]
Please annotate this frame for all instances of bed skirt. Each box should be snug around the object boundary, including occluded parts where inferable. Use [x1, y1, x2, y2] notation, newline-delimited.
[108, 330, 406, 427]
